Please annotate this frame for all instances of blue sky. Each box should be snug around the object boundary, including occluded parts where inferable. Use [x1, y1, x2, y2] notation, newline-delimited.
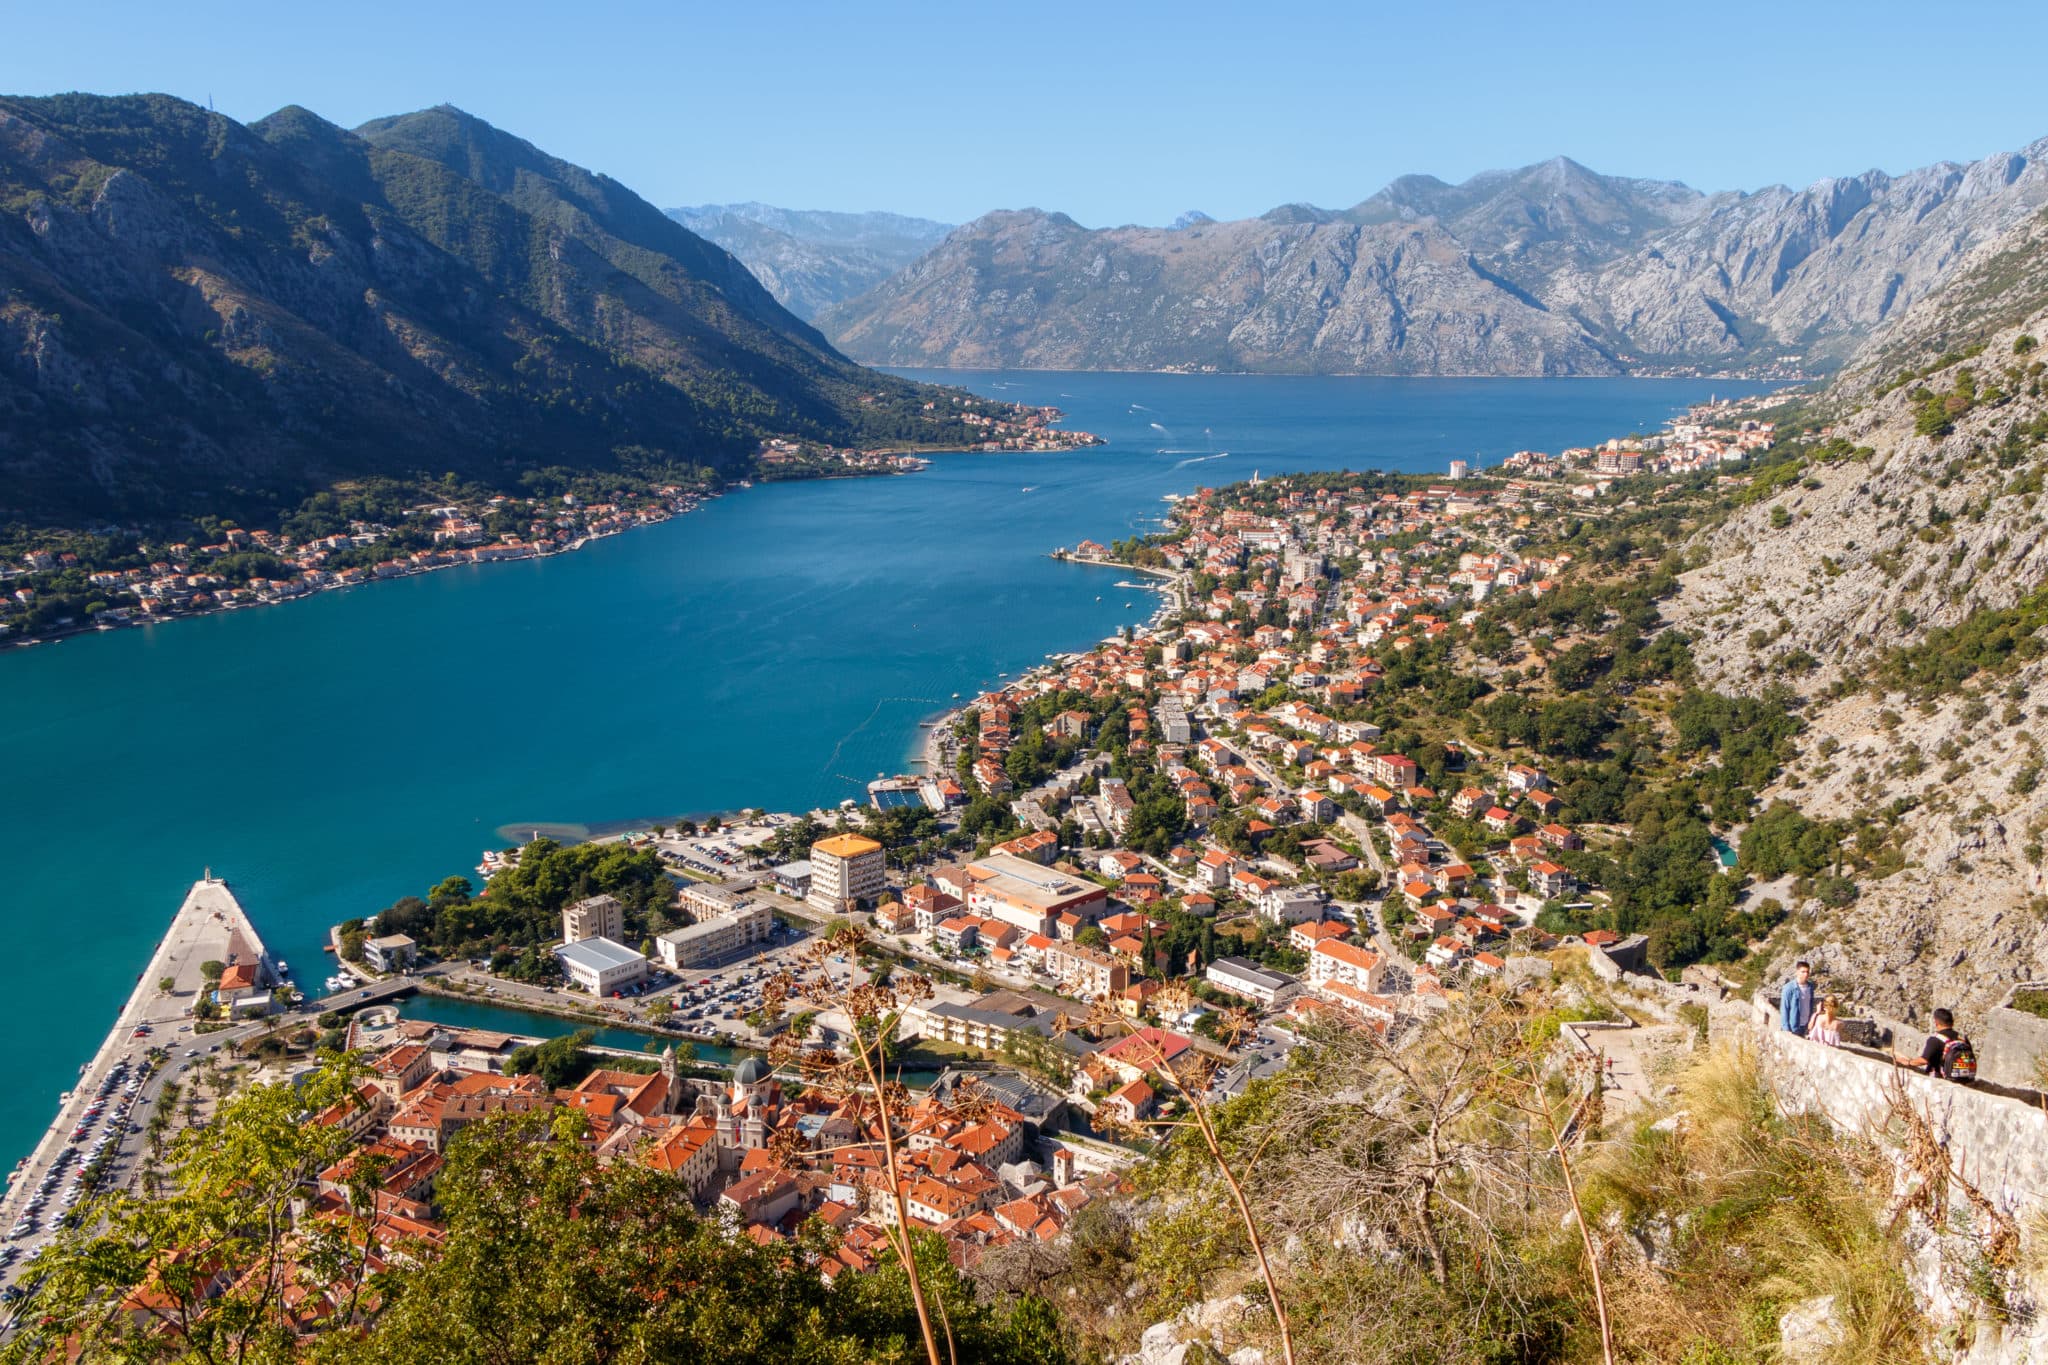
[5, 0, 2045, 228]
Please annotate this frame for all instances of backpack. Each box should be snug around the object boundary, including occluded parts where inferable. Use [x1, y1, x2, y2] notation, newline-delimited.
[1939, 1034, 1978, 1084]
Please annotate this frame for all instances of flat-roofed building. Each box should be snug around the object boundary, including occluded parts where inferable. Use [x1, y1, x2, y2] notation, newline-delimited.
[1042, 940, 1128, 1000]
[771, 860, 812, 899]
[962, 852, 1109, 938]
[362, 933, 417, 973]
[1204, 956, 1300, 1008]
[562, 893, 625, 946]
[680, 883, 752, 920]
[554, 936, 649, 996]
[656, 902, 772, 968]
[808, 834, 886, 913]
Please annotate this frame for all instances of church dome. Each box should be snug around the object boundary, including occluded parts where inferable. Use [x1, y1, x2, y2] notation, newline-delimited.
[733, 1056, 770, 1086]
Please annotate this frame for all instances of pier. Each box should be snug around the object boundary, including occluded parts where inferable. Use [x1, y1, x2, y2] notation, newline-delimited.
[1, 877, 275, 1287]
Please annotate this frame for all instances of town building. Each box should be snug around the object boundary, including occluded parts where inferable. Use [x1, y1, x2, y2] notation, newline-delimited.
[961, 852, 1108, 937]
[554, 936, 649, 996]
[807, 834, 886, 913]
[656, 902, 773, 969]
[1204, 956, 1301, 1008]
[362, 934, 417, 973]
[562, 893, 625, 946]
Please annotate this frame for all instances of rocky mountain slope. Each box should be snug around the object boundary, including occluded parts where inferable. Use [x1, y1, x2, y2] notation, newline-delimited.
[665, 202, 951, 320]
[1664, 214, 2048, 1023]
[821, 142, 2048, 376]
[0, 96, 974, 526]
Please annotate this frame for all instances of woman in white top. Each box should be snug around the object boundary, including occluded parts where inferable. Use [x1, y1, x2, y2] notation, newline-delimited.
[1808, 994, 1843, 1047]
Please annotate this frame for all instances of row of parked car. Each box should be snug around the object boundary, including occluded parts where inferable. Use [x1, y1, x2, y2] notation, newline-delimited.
[6, 1052, 154, 1281]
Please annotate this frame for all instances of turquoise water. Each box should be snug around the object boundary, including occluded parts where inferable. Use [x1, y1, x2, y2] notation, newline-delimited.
[398, 994, 943, 1087]
[0, 371, 1763, 1164]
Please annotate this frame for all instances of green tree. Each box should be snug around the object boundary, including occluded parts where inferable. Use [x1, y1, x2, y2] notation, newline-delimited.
[9, 1055, 373, 1360]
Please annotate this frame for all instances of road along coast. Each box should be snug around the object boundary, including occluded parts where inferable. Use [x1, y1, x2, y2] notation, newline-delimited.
[2, 879, 275, 1286]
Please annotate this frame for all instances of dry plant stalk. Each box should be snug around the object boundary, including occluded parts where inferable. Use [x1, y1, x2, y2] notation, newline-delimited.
[765, 924, 948, 1365]
[1882, 1071, 2019, 1269]
[1087, 1000, 1299, 1365]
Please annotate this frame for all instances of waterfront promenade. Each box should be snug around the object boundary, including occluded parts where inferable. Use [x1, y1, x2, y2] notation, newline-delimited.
[1, 878, 271, 1270]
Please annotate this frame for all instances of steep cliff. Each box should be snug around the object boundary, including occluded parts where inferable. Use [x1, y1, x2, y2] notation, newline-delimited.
[1664, 221, 2048, 1020]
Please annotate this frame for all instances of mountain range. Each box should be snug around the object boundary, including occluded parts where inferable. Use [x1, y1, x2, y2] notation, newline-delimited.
[0, 97, 983, 526]
[814, 144, 2048, 376]
[664, 203, 951, 321]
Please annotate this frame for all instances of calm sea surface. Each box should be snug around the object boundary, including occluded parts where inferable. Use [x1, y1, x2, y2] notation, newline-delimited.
[0, 370, 1763, 1163]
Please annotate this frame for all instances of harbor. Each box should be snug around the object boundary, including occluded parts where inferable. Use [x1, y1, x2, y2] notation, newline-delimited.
[1, 877, 278, 1292]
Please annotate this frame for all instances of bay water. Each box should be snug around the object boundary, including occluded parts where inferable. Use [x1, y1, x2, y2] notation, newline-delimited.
[0, 370, 1763, 1163]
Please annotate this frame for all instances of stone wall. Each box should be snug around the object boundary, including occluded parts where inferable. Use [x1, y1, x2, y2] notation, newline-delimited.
[1979, 984, 2048, 1090]
[1752, 1000, 2048, 1213]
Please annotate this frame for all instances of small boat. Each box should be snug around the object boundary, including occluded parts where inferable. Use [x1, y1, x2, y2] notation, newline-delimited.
[1021, 486, 1037, 493]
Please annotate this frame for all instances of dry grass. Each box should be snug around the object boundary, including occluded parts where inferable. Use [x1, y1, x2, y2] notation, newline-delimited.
[1588, 1044, 1930, 1365]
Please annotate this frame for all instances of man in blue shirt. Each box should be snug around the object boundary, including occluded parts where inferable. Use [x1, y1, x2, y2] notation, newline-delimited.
[1779, 960, 1816, 1035]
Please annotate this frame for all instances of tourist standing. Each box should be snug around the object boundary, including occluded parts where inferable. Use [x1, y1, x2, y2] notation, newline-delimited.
[1808, 995, 1843, 1047]
[1895, 1008, 1978, 1084]
[1778, 961, 1816, 1035]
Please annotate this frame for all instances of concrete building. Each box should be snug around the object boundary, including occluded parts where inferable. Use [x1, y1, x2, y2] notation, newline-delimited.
[554, 936, 649, 996]
[961, 852, 1108, 938]
[362, 933, 417, 973]
[1042, 940, 1128, 999]
[562, 893, 625, 946]
[1308, 939, 1388, 995]
[656, 902, 773, 969]
[1204, 956, 1301, 1008]
[1156, 698, 1192, 745]
[807, 834, 886, 913]
[1255, 882, 1326, 925]
[771, 860, 812, 899]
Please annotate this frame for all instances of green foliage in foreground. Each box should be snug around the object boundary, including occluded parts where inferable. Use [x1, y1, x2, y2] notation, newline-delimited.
[7, 1071, 1067, 1365]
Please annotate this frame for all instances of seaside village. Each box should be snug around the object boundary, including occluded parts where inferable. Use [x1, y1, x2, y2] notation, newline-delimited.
[0, 487, 708, 638]
[249, 401, 1788, 1309]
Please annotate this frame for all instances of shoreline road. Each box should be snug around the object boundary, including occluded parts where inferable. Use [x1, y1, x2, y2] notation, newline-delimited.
[1, 879, 272, 1293]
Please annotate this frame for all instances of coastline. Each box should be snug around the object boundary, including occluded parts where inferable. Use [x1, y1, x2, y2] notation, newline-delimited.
[4, 417, 1110, 654]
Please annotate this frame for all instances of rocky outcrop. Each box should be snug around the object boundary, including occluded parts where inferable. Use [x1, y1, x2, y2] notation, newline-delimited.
[820, 209, 1624, 376]
[822, 141, 2048, 376]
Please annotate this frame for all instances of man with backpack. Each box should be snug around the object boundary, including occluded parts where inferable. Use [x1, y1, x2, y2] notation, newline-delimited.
[1895, 1007, 1978, 1084]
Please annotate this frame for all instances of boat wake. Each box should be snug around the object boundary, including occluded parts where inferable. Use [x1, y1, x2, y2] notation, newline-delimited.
[1171, 452, 1230, 469]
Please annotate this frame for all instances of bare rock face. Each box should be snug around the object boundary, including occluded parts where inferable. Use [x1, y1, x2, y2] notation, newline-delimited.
[1664, 291, 2048, 1021]
[664, 204, 953, 321]
[823, 140, 2048, 376]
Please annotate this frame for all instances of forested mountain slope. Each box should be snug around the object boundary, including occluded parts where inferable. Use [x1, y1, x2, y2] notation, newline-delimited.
[0, 96, 983, 527]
